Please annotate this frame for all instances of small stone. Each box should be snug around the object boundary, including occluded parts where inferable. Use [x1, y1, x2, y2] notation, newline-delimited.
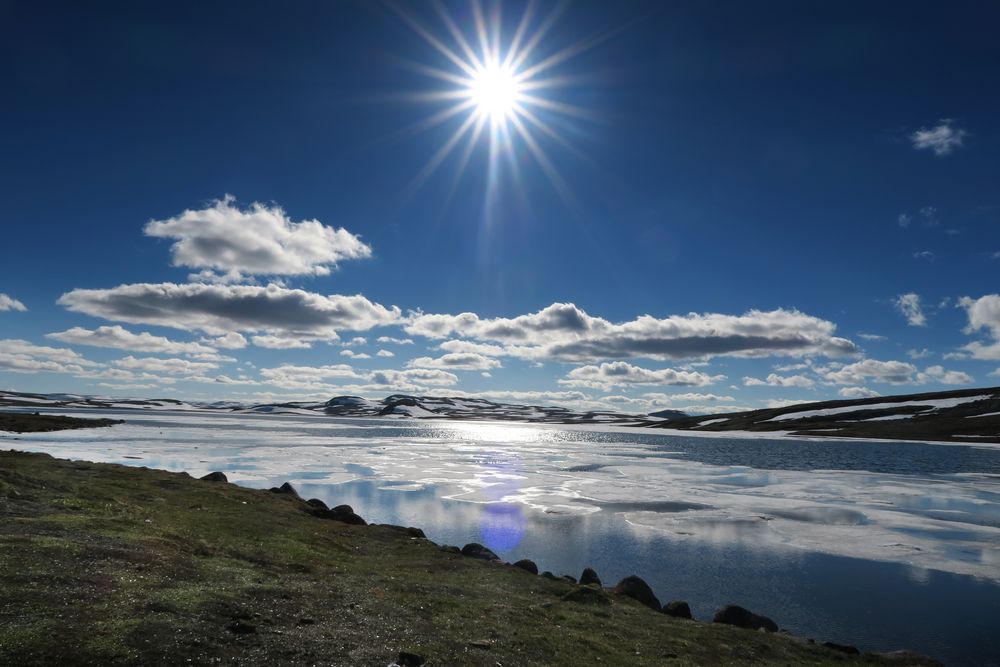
[226, 620, 256, 635]
[662, 600, 692, 619]
[200, 471, 228, 482]
[579, 567, 602, 587]
[712, 605, 778, 632]
[513, 559, 538, 574]
[613, 575, 661, 611]
[460, 543, 500, 561]
[394, 651, 425, 666]
[822, 641, 860, 655]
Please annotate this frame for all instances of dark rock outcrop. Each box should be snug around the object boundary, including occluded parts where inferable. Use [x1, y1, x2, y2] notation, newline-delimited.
[311, 503, 367, 525]
[613, 575, 661, 611]
[393, 651, 426, 666]
[579, 567, 601, 586]
[461, 543, 500, 561]
[513, 559, 538, 574]
[540, 571, 559, 580]
[378, 524, 426, 538]
[438, 545, 461, 554]
[561, 575, 577, 583]
[712, 605, 778, 632]
[662, 600, 692, 619]
[306, 498, 328, 510]
[200, 471, 228, 482]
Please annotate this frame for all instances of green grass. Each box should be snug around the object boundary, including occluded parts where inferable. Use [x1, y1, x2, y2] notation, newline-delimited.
[0, 450, 939, 666]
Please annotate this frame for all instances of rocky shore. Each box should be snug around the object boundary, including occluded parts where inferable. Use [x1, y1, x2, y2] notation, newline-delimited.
[0, 448, 941, 666]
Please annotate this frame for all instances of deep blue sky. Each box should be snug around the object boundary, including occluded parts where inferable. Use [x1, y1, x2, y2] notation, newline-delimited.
[1, 0, 998, 412]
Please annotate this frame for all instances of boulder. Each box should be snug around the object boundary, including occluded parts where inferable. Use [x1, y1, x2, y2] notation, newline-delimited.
[712, 605, 778, 632]
[461, 543, 500, 561]
[438, 545, 461, 554]
[540, 571, 559, 581]
[392, 651, 425, 666]
[269, 482, 300, 498]
[579, 567, 601, 587]
[200, 471, 228, 482]
[306, 498, 328, 510]
[561, 587, 611, 606]
[311, 505, 367, 525]
[613, 575, 661, 611]
[662, 600, 692, 619]
[379, 524, 426, 538]
[513, 559, 538, 575]
[332, 504, 354, 514]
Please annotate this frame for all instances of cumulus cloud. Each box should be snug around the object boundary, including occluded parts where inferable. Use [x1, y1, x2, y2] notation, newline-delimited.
[112, 355, 218, 375]
[252, 335, 312, 349]
[910, 119, 967, 156]
[46, 325, 218, 357]
[58, 282, 400, 339]
[0, 293, 27, 312]
[894, 293, 927, 327]
[838, 386, 880, 399]
[376, 336, 414, 345]
[207, 332, 248, 349]
[376, 349, 395, 357]
[405, 303, 857, 363]
[258, 363, 458, 393]
[406, 352, 501, 371]
[958, 295, 1000, 360]
[559, 361, 723, 389]
[143, 196, 371, 280]
[857, 333, 887, 341]
[0, 339, 95, 374]
[340, 349, 371, 359]
[743, 373, 815, 388]
[821, 359, 918, 385]
[907, 348, 933, 360]
[919, 365, 973, 385]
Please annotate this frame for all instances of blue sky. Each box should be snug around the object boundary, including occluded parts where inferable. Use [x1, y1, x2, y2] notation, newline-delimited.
[1, 0, 999, 413]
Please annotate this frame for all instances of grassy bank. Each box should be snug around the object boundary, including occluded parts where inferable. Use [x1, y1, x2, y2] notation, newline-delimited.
[0, 449, 939, 666]
[0, 412, 124, 433]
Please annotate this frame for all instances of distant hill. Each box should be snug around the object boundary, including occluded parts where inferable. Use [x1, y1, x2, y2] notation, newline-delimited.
[3, 387, 998, 442]
[642, 386, 1000, 444]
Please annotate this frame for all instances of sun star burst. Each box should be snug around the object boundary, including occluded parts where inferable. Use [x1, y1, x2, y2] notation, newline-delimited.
[391, 0, 604, 213]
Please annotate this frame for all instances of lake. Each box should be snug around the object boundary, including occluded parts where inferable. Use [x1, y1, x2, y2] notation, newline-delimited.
[3, 408, 999, 666]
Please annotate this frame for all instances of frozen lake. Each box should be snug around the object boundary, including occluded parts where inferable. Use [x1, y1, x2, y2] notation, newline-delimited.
[3, 409, 999, 666]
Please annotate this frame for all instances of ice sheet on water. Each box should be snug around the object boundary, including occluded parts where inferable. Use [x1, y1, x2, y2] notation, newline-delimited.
[4, 409, 999, 582]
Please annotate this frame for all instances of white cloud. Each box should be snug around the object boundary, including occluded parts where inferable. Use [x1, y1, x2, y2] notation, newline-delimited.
[907, 348, 933, 360]
[559, 361, 724, 389]
[912, 251, 935, 261]
[46, 325, 218, 357]
[376, 349, 395, 357]
[958, 295, 1000, 360]
[821, 359, 918, 385]
[143, 196, 371, 280]
[437, 339, 507, 356]
[910, 119, 968, 156]
[209, 332, 248, 349]
[894, 293, 927, 327]
[112, 356, 218, 375]
[376, 336, 414, 345]
[919, 365, 973, 385]
[370, 368, 458, 387]
[257, 363, 458, 393]
[58, 282, 400, 339]
[340, 349, 371, 359]
[639, 392, 736, 404]
[897, 213, 911, 228]
[743, 373, 814, 388]
[405, 303, 857, 362]
[0, 293, 27, 312]
[0, 339, 94, 374]
[252, 335, 312, 349]
[406, 352, 501, 371]
[857, 333, 887, 341]
[343, 336, 367, 347]
[838, 386, 880, 399]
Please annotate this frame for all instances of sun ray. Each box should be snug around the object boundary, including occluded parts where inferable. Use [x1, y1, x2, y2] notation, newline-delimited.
[403, 111, 481, 200]
[432, 0, 484, 71]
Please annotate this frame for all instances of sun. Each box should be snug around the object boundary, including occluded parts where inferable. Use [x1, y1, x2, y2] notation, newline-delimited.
[468, 61, 522, 123]
[391, 1, 605, 210]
